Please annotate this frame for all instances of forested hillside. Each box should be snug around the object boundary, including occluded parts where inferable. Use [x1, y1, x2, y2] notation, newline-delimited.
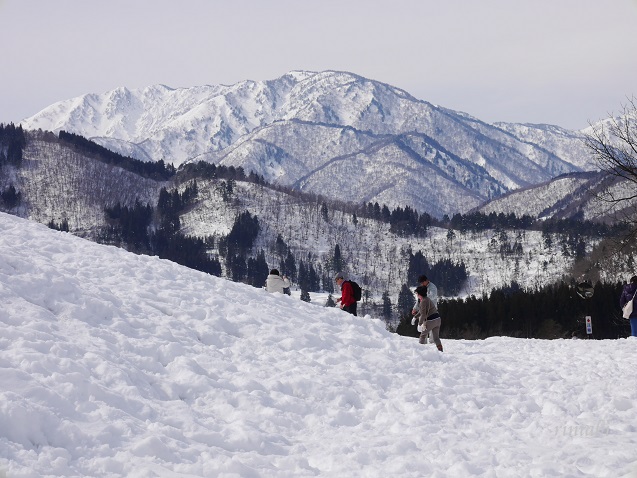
[1, 127, 633, 338]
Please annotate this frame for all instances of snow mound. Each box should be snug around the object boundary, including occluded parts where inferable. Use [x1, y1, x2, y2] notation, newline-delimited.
[0, 212, 636, 477]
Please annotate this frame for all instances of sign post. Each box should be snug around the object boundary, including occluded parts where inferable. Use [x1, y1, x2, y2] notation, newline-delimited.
[577, 281, 594, 339]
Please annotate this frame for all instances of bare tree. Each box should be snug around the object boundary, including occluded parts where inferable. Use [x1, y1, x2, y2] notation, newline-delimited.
[585, 97, 637, 196]
[584, 98, 637, 273]
[585, 97, 637, 235]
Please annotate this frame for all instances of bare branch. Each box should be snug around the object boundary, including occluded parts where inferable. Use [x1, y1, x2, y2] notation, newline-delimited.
[585, 97, 637, 209]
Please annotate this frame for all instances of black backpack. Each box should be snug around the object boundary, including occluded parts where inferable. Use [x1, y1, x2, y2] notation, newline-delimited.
[347, 280, 362, 301]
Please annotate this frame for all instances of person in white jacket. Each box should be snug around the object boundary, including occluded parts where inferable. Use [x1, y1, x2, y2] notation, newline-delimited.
[265, 269, 290, 294]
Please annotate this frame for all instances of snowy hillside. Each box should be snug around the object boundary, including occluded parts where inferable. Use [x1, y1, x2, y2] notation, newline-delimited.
[493, 122, 592, 171]
[176, 178, 579, 298]
[1, 212, 636, 477]
[0, 132, 161, 232]
[20, 71, 594, 217]
[0, 130, 587, 301]
[475, 171, 637, 223]
[476, 172, 601, 219]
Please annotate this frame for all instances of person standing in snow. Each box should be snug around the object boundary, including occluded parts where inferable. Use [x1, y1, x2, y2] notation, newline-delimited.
[265, 269, 290, 294]
[411, 275, 438, 343]
[619, 275, 637, 337]
[335, 272, 357, 316]
[411, 285, 443, 351]
[411, 275, 438, 311]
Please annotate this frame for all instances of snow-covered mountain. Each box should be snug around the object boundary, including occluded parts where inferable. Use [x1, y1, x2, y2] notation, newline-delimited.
[0, 130, 596, 301]
[2, 211, 636, 477]
[474, 169, 637, 224]
[475, 171, 604, 219]
[20, 71, 595, 217]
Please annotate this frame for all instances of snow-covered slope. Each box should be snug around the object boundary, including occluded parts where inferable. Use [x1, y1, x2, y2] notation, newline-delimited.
[0, 131, 161, 231]
[1, 130, 585, 300]
[474, 171, 637, 223]
[1, 212, 636, 477]
[181, 178, 580, 297]
[476, 172, 600, 218]
[494, 122, 593, 171]
[20, 71, 595, 217]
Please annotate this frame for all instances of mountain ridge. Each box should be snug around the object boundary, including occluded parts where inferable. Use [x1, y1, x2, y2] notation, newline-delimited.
[20, 70, 594, 218]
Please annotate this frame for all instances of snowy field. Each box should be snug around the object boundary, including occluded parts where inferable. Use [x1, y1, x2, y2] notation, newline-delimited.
[1, 211, 636, 478]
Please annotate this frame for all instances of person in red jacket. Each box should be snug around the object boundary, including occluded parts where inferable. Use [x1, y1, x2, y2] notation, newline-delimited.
[335, 272, 357, 316]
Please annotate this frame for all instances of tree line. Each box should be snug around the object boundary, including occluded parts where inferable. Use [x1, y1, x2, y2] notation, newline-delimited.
[58, 130, 176, 180]
[406, 250, 468, 296]
[0, 124, 25, 210]
[0, 123, 25, 167]
[445, 211, 627, 238]
[177, 161, 267, 186]
[98, 184, 221, 276]
[396, 280, 629, 340]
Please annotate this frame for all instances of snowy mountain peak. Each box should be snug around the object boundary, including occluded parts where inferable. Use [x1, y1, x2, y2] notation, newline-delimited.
[20, 70, 595, 217]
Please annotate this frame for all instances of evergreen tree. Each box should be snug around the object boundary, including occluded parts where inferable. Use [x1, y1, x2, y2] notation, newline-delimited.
[308, 263, 321, 292]
[152, 231, 221, 276]
[373, 202, 381, 220]
[157, 187, 181, 234]
[1, 184, 21, 209]
[429, 258, 468, 296]
[446, 228, 456, 246]
[407, 251, 429, 285]
[47, 218, 69, 232]
[382, 291, 392, 319]
[104, 200, 153, 251]
[58, 130, 174, 180]
[247, 250, 269, 287]
[396, 284, 419, 338]
[226, 211, 260, 254]
[381, 205, 391, 223]
[283, 251, 297, 282]
[435, 280, 627, 339]
[322, 273, 335, 293]
[320, 201, 328, 222]
[397, 283, 415, 318]
[298, 261, 309, 291]
[332, 244, 344, 273]
[222, 179, 235, 201]
[227, 252, 247, 282]
[0, 123, 26, 167]
[275, 234, 288, 258]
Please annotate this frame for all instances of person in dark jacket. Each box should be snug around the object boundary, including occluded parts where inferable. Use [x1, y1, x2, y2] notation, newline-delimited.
[619, 275, 637, 337]
[335, 272, 357, 316]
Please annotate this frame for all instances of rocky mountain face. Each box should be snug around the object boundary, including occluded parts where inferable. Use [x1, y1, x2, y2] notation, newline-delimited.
[20, 71, 595, 218]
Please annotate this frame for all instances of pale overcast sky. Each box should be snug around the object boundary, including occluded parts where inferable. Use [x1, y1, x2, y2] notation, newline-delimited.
[1, 0, 636, 130]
